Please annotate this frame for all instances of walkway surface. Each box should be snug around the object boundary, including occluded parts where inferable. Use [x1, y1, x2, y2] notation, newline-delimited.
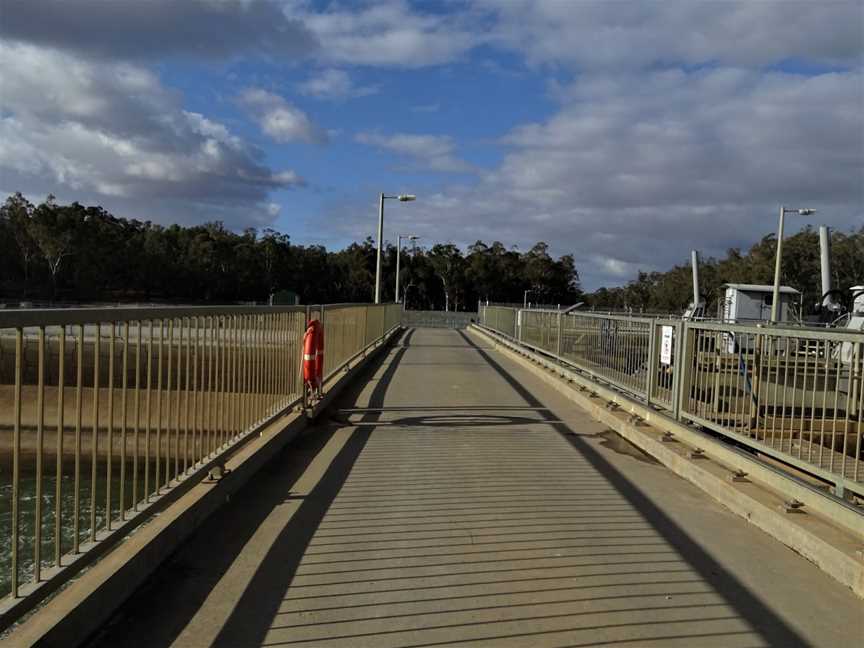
[87, 328, 862, 648]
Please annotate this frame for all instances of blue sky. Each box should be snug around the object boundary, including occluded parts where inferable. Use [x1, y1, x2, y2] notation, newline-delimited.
[1, 1, 862, 289]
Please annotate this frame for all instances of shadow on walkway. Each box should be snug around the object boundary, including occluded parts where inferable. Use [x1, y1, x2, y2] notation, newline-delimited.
[455, 329, 809, 647]
[87, 327, 818, 647]
[86, 330, 415, 648]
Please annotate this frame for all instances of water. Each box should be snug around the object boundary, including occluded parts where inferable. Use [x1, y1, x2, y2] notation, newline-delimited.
[1, 459, 166, 598]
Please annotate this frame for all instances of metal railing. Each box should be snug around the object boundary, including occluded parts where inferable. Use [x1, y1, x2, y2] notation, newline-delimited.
[0, 303, 400, 609]
[480, 305, 864, 498]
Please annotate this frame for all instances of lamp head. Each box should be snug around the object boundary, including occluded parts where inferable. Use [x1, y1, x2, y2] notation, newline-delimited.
[797, 208, 816, 216]
[398, 194, 416, 202]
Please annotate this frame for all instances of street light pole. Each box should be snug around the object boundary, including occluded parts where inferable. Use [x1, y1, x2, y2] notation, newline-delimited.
[374, 193, 416, 304]
[395, 234, 402, 304]
[771, 205, 816, 322]
[375, 193, 385, 304]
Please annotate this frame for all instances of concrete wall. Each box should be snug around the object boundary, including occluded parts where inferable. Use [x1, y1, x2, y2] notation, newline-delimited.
[401, 310, 477, 329]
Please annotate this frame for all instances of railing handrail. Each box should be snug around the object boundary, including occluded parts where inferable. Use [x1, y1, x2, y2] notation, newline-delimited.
[0, 301, 403, 624]
[480, 302, 864, 500]
[0, 305, 309, 328]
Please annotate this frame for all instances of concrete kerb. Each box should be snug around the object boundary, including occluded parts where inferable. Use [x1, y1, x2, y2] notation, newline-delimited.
[469, 325, 864, 598]
[2, 327, 404, 648]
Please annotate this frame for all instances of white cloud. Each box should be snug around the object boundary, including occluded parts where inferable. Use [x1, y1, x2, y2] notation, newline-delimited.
[239, 88, 328, 144]
[298, 69, 378, 100]
[288, 1, 476, 67]
[0, 43, 304, 227]
[338, 67, 864, 288]
[482, 0, 863, 69]
[355, 132, 475, 173]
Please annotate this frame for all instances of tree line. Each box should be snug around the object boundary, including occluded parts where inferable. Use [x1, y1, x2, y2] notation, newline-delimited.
[591, 226, 864, 316]
[2, 194, 860, 314]
[0, 194, 581, 309]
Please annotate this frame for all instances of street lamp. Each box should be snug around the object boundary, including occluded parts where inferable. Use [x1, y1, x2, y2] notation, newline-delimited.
[396, 234, 420, 305]
[375, 193, 416, 304]
[770, 205, 816, 322]
[523, 290, 533, 308]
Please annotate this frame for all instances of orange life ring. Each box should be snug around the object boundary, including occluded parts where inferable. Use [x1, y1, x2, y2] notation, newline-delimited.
[303, 320, 320, 387]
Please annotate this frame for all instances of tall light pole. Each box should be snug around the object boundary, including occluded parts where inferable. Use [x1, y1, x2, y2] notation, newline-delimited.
[396, 234, 420, 304]
[523, 290, 533, 308]
[771, 205, 815, 322]
[375, 193, 416, 304]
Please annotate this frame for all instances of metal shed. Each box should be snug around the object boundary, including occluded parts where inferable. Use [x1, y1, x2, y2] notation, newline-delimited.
[721, 283, 800, 324]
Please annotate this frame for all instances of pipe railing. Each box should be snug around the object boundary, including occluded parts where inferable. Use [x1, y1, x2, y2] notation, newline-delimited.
[0, 303, 401, 613]
[480, 305, 864, 499]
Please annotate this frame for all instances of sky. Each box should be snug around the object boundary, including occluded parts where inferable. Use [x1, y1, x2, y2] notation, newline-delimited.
[0, 0, 862, 290]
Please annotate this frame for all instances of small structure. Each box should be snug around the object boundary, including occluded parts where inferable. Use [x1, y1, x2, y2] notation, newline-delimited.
[850, 285, 864, 315]
[721, 283, 799, 324]
[270, 289, 300, 305]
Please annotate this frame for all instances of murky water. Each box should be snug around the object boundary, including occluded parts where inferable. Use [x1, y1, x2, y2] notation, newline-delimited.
[1, 459, 166, 598]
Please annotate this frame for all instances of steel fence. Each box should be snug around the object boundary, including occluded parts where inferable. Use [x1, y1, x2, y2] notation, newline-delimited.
[313, 304, 399, 379]
[479, 305, 864, 498]
[0, 303, 400, 606]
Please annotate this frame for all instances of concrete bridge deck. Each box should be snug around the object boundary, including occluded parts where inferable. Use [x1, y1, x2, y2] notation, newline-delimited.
[85, 328, 861, 648]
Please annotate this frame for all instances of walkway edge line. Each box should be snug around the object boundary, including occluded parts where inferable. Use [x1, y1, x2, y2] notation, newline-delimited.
[469, 325, 864, 599]
[3, 328, 403, 648]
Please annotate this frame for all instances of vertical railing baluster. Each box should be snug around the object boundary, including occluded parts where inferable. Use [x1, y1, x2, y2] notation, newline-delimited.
[34, 327, 45, 581]
[145, 321, 153, 503]
[106, 323, 115, 530]
[133, 322, 141, 511]
[90, 323, 100, 543]
[73, 325, 83, 554]
[120, 322, 129, 519]
[183, 317, 191, 474]
[165, 318, 174, 486]
[11, 328, 23, 596]
[55, 325, 66, 566]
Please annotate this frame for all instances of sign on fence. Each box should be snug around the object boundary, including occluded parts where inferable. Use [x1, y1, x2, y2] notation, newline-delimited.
[660, 325, 674, 365]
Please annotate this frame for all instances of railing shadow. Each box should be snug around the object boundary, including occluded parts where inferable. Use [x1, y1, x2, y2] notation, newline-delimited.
[209, 329, 415, 647]
[455, 329, 810, 647]
[88, 327, 816, 648]
[85, 329, 414, 648]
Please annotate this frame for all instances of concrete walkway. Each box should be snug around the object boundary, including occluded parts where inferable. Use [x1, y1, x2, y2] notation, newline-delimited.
[87, 328, 862, 648]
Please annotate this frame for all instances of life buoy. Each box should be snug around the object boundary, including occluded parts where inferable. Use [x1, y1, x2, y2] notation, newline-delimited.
[303, 320, 320, 388]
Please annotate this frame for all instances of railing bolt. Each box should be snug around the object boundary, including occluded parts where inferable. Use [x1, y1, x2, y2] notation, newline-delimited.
[689, 448, 705, 459]
[730, 469, 749, 482]
[779, 499, 805, 514]
[661, 431, 676, 443]
[207, 461, 229, 482]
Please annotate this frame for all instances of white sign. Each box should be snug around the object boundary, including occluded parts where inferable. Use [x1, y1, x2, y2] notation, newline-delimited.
[660, 326, 674, 366]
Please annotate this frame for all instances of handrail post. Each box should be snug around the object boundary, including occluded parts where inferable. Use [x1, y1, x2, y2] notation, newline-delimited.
[671, 320, 684, 419]
[517, 309, 523, 343]
[646, 321, 657, 406]
[675, 322, 694, 419]
[556, 311, 563, 358]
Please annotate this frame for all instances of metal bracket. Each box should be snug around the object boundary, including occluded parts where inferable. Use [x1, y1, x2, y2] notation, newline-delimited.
[730, 469, 750, 483]
[206, 461, 230, 482]
[779, 499, 805, 514]
[661, 431, 676, 443]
